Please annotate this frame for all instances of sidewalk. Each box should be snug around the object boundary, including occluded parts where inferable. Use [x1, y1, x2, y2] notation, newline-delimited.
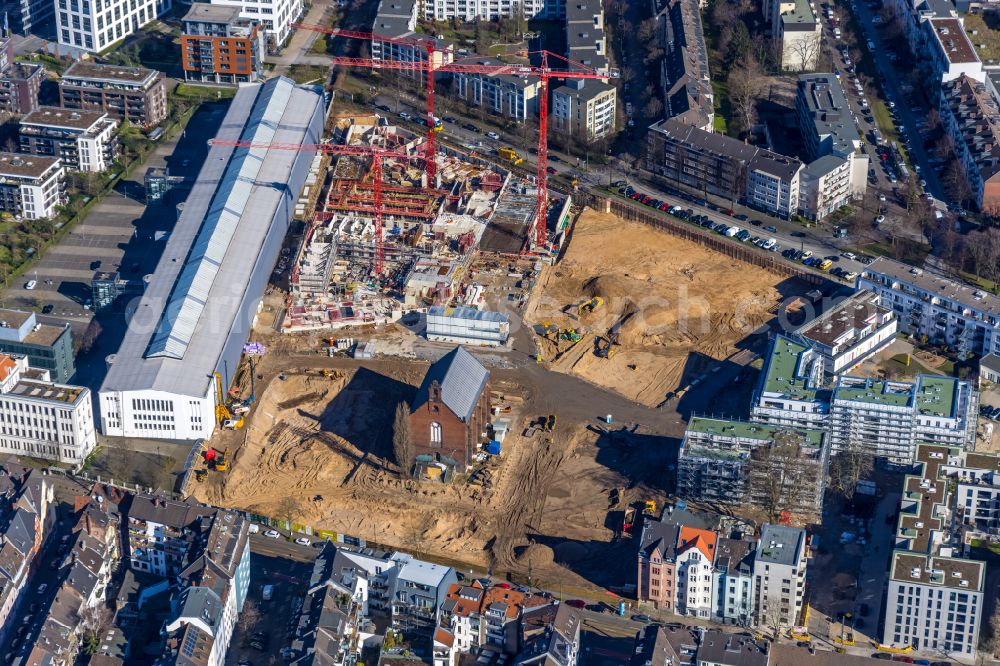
[269, 1, 332, 77]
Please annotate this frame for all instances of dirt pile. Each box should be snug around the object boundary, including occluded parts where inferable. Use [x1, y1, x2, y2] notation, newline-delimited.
[526, 209, 785, 406]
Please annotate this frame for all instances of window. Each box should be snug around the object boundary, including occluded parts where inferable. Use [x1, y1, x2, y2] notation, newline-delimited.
[430, 422, 442, 448]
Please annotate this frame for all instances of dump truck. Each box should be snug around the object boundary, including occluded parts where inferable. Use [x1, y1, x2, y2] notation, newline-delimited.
[498, 147, 523, 165]
[622, 507, 637, 536]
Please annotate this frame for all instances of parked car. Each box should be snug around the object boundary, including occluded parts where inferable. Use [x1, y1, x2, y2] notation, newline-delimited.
[24, 280, 36, 290]
[294, 537, 311, 546]
[487, 131, 500, 140]
[264, 530, 281, 539]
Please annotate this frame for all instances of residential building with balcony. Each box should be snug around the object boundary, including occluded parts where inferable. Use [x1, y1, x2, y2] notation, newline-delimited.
[0, 61, 44, 115]
[857, 256, 1000, 357]
[922, 17, 983, 85]
[454, 64, 540, 120]
[746, 151, 803, 218]
[60, 62, 168, 128]
[796, 73, 868, 200]
[952, 451, 1000, 535]
[372, 0, 453, 85]
[0, 152, 65, 220]
[753, 524, 807, 630]
[421, 0, 550, 20]
[516, 603, 581, 666]
[20, 106, 119, 173]
[771, 0, 823, 72]
[388, 552, 458, 637]
[56, 0, 170, 52]
[750, 335, 831, 431]
[207, 0, 302, 51]
[0, 308, 75, 382]
[565, 0, 607, 75]
[126, 495, 216, 577]
[0, 353, 96, 464]
[678, 417, 829, 516]
[181, 4, 266, 85]
[798, 153, 853, 220]
[793, 290, 897, 375]
[4, 0, 54, 35]
[884, 444, 986, 663]
[551, 79, 617, 142]
[938, 74, 1000, 214]
[711, 537, 756, 626]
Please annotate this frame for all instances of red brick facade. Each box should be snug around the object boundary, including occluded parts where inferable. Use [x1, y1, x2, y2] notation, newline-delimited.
[409, 378, 490, 470]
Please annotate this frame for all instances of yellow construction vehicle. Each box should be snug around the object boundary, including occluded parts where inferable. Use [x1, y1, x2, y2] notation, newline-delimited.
[596, 330, 620, 359]
[321, 369, 335, 378]
[215, 449, 229, 472]
[539, 321, 559, 341]
[643, 500, 657, 514]
[214, 373, 232, 426]
[498, 147, 524, 165]
[195, 469, 207, 482]
[578, 296, 603, 316]
[559, 328, 582, 342]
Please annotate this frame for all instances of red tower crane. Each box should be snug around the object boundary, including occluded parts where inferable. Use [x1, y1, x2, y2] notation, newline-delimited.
[292, 22, 615, 247]
[208, 139, 413, 274]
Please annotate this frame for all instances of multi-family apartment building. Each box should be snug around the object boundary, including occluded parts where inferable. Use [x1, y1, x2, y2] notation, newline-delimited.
[516, 603, 582, 666]
[768, 0, 822, 72]
[206, 0, 302, 50]
[421, 0, 549, 20]
[750, 335, 831, 431]
[372, 0, 453, 84]
[0, 468, 51, 640]
[655, 0, 714, 131]
[922, 17, 983, 85]
[0, 43, 43, 114]
[454, 64, 540, 120]
[4, 0, 54, 34]
[0, 152, 65, 220]
[883, 444, 987, 662]
[746, 152, 803, 218]
[792, 290, 897, 376]
[565, 0, 607, 75]
[637, 518, 681, 611]
[389, 553, 459, 636]
[938, 74, 1000, 213]
[678, 417, 829, 515]
[858, 256, 1000, 358]
[551, 79, 617, 141]
[20, 106, 119, 173]
[674, 526, 717, 619]
[181, 4, 266, 85]
[56, 0, 171, 52]
[0, 308, 75, 382]
[0, 354, 96, 464]
[60, 62, 168, 129]
[711, 537, 757, 626]
[753, 524, 808, 631]
[796, 73, 868, 206]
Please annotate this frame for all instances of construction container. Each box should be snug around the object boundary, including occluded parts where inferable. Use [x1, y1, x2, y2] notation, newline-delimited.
[486, 441, 501, 455]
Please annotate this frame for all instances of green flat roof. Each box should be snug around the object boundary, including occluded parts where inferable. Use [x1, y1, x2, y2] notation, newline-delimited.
[915, 375, 958, 418]
[687, 416, 826, 448]
[760, 336, 821, 402]
[834, 378, 915, 407]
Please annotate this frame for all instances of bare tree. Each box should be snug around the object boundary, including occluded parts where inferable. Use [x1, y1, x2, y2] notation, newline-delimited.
[747, 430, 812, 521]
[77, 319, 103, 355]
[276, 496, 299, 528]
[828, 439, 874, 499]
[643, 97, 664, 119]
[728, 57, 766, 138]
[393, 401, 412, 479]
[239, 599, 262, 635]
[787, 33, 822, 72]
[980, 603, 1000, 656]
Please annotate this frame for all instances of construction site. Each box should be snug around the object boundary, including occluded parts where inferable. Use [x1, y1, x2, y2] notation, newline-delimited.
[524, 210, 800, 407]
[281, 116, 563, 334]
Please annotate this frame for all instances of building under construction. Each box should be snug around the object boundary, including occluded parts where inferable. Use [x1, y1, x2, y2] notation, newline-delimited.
[283, 116, 543, 332]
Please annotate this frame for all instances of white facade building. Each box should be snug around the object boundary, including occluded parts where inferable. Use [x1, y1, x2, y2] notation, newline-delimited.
[208, 0, 302, 48]
[454, 66, 540, 120]
[19, 106, 119, 173]
[857, 256, 1000, 358]
[0, 152, 65, 220]
[750, 336, 830, 430]
[793, 290, 897, 375]
[426, 306, 510, 347]
[551, 79, 617, 142]
[674, 528, 716, 619]
[422, 0, 549, 20]
[753, 524, 807, 630]
[98, 78, 323, 440]
[746, 151, 802, 218]
[56, 0, 171, 52]
[0, 354, 96, 464]
[711, 538, 756, 626]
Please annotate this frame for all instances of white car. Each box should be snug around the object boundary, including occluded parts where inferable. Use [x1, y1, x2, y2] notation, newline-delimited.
[486, 131, 500, 140]
[294, 537, 311, 546]
[37, 583, 47, 594]
[264, 529, 281, 539]
[841, 252, 857, 260]
[875, 214, 885, 224]
[24, 280, 36, 290]
[878, 193, 887, 202]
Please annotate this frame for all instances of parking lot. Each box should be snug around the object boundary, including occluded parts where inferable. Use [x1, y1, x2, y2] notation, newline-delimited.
[226, 535, 316, 666]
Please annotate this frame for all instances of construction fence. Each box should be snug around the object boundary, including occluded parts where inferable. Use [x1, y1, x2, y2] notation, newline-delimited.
[582, 192, 839, 288]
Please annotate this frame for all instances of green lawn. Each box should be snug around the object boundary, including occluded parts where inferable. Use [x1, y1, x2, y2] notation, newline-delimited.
[288, 64, 331, 85]
[880, 353, 933, 378]
[970, 539, 1000, 557]
[711, 79, 732, 136]
[960, 271, 1000, 294]
[174, 84, 237, 102]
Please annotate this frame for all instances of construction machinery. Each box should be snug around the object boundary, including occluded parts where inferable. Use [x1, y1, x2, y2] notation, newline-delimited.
[293, 22, 618, 248]
[214, 373, 236, 427]
[643, 500, 657, 515]
[559, 328, 582, 342]
[540, 414, 556, 432]
[622, 507, 637, 536]
[596, 330, 620, 359]
[214, 448, 230, 472]
[195, 469, 207, 482]
[577, 296, 603, 316]
[498, 147, 524, 165]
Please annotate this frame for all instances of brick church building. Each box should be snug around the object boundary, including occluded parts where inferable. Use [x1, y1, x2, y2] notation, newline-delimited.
[409, 346, 491, 470]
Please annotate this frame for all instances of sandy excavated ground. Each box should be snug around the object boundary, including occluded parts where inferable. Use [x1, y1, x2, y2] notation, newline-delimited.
[525, 210, 784, 406]
[194, 360, 672, 596]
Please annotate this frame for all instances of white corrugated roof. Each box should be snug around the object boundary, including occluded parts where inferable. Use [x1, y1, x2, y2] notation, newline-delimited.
[100, 78, 322, 399]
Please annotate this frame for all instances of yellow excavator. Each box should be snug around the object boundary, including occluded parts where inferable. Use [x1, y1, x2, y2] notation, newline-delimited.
[578, 296, 603, 317]
[596, 330, 620, 359]
[215, 372, 243, 430]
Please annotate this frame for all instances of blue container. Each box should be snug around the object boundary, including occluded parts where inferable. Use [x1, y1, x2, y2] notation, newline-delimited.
[486, 441, 501, 455]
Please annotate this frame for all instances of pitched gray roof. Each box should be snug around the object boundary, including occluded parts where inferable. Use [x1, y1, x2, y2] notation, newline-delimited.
[414, 347, 489, 421]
